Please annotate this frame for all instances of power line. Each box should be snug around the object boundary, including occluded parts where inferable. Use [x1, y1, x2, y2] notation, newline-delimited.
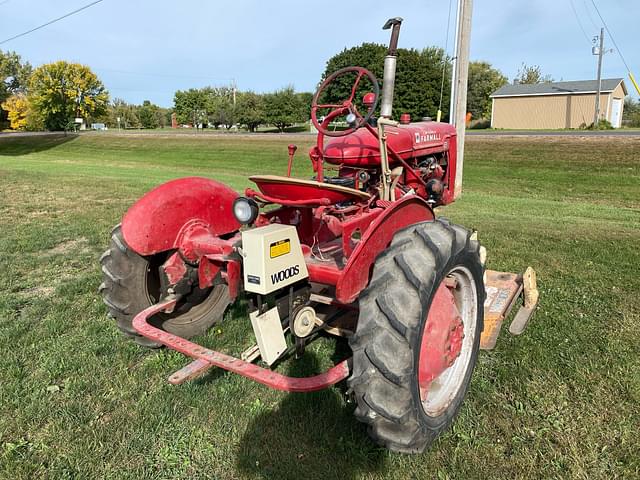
[0, 0, 105, 45]
[589, 0, 631, 72]
[437, 0, 454, 119]
[568, 0, 592, 44]
[582, 0, 599, 30]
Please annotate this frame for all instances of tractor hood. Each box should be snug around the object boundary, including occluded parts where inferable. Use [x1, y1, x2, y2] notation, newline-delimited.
[323, 121, 456, 168]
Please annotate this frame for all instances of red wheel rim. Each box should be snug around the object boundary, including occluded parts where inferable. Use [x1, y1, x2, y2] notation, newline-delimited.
[418, 266, 479, 416]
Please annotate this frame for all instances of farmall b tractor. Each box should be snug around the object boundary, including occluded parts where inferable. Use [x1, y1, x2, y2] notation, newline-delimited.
[100, 18, 537, 453]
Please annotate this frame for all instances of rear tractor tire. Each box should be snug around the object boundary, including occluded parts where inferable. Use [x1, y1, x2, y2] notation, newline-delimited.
[99, 224, 231, 348]
[348, 218, 485, 453]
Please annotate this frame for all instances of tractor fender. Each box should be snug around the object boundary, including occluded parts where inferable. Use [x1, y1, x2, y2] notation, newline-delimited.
[335, 196, 434, 304]
[121, 177, 240, 256]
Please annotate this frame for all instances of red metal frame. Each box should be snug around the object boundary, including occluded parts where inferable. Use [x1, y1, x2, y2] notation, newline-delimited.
[133, 298, 351, 392]
[117, 61, 462, 391]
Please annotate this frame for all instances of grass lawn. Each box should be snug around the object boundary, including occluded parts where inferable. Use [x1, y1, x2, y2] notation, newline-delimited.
[0, 132, 638, 479]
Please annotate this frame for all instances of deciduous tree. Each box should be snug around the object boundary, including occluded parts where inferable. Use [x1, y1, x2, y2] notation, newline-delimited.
[108, 98, 139, 128]
[138, 100, 160, 129]
[237, 91, 265, 132]
[207, 87, 236, 129]
[1, 93, 29, 130]
[0, 50, 32, 104]
[296, 91, 313, 121]
[28, 61, 108, 131]
[622, 97, 640, 127]
[514, 63, 553, 85]
[264, 86, 306, 132]
[174, 88, 208, 127]
[467, 61, 508, 119]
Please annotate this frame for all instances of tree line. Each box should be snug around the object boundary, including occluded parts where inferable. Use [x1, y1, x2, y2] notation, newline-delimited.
[0, 50, 316, 132]
[5, 46, 618, 133]
[172, 86, 313, 132]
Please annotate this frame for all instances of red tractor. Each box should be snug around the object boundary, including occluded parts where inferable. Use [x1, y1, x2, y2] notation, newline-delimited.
[100, 18, 537, 453]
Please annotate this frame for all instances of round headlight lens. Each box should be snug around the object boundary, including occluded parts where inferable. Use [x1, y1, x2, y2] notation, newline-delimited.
[233, 197, 259, 224]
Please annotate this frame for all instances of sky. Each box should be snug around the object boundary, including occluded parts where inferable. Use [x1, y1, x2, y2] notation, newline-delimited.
[1, 0, 637, 107]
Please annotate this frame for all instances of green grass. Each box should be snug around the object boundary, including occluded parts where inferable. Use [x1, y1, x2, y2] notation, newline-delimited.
[0, 132, 639, 479]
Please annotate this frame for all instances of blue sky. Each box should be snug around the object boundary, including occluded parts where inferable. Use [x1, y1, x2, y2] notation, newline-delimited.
[1, 0, 637, 107]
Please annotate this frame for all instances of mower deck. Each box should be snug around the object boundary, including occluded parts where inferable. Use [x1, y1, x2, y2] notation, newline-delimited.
[480, 268, 538, 350]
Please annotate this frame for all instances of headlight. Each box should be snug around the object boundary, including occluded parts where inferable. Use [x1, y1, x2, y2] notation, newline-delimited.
[233, 197, 259, 225]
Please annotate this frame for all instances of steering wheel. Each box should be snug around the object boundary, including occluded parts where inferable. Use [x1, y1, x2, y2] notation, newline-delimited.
[311, 66, 380, 138]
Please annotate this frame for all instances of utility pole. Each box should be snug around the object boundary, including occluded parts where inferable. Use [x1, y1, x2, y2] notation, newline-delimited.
[593, 27, 605, 126]
[450, 0, 473, 199]
[232, 78, 237, 107]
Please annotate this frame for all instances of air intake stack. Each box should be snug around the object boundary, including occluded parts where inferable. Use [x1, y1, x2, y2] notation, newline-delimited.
[380, 17, 403, 118]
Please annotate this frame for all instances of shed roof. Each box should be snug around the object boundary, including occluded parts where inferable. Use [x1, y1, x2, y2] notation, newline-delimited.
[491, 78, 627, 98]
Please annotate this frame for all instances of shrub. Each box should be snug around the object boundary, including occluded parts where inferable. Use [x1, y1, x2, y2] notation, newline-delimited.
[469, 118, 491, 129]
[586, 119, 614, 130]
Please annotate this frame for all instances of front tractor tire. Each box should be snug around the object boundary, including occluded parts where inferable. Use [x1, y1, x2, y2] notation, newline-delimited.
[99, 225, 230, 347]
[348, 219, 484, 453]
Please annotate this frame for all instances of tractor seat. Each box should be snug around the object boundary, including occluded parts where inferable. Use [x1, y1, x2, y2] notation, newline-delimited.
[249, 175, 370, 206]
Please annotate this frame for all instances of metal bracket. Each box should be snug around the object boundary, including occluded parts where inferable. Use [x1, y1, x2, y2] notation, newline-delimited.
[132, 298, 351, 392]
[509, 267, 539, 335]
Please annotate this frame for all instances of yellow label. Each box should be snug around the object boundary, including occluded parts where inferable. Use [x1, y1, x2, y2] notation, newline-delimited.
[270, 239, 290, 258]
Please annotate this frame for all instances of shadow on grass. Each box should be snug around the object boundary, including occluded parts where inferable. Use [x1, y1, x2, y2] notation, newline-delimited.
[236, 351, 386, 480]
[0, 133, 78, 155]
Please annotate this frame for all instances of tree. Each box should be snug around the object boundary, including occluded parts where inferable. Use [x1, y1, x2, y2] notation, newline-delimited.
[1, 94, 29, 130]
[108, 98, 139, 128]
[1, 50, 32, 129]
[0, 50, 32, 105]
[514, 63, 553, 85]
[28, 61, 108, 131]
[174, 88, 208, 127]
[138, 100, 160, 129]
[622, 98, 640, 127]
[321, 43, 385, 105]
[173, 86, 237, 129]
[320, 43, 451, 121]
[237, 91, 265, 132]
[158, 107, 172, 128]
[264, 86, 306, 132]
[467, 61, 508, 119]
[207, 87, 236, 129]
[296, 92, 313, 121]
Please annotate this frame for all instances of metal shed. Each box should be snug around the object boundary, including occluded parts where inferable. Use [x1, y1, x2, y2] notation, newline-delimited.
[490, 78, 627, 129]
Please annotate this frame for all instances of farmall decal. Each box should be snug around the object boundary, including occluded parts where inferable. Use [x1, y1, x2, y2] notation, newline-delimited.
[414, 131, 441, 143]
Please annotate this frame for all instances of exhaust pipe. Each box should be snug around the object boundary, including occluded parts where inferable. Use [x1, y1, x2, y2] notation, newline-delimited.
[380, 17, 403, 118]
